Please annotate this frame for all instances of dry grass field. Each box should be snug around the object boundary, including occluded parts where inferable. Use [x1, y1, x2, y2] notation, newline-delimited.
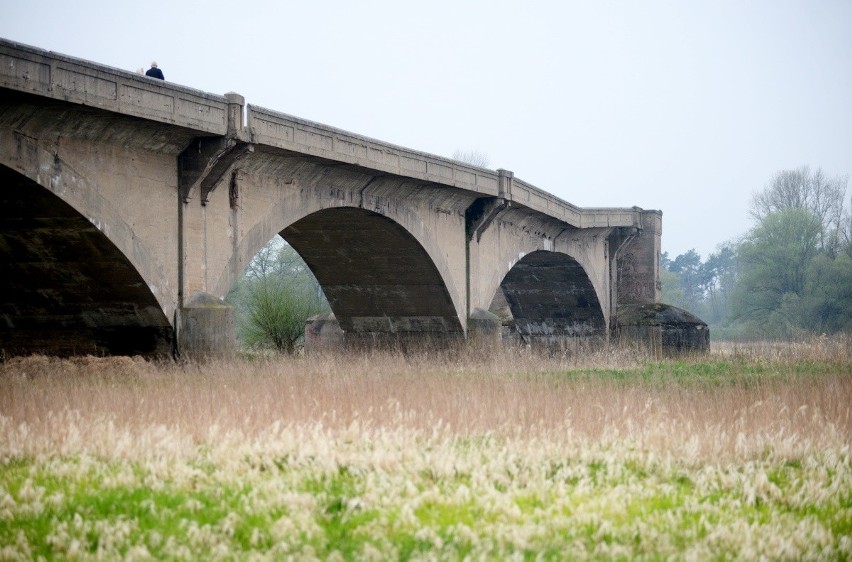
[1, 337, 850, 560]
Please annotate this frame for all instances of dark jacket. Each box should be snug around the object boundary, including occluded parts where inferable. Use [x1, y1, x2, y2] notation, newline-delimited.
[145, 67, 165, 80]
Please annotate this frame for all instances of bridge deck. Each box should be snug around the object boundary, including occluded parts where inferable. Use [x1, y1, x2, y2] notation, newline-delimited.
[0, 37, 647, 230]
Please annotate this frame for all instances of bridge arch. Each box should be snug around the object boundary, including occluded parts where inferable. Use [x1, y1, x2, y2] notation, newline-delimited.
[218, 201, 465, 339]
[490, 250, 607, 343]
[0, 162, 173, 356]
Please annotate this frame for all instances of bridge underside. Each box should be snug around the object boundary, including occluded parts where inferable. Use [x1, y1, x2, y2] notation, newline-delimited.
[493, 251, 607, 345]
[283, 207, 463, 344]
[0, 165, 173, 357]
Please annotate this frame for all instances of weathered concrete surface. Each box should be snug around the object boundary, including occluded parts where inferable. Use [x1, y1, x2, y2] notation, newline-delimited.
[615, 303, 709, 355]
[0, 162, 172, 357]
[304, 312, 345, 351]
[0, 38, 674, 358]
[283, 207, 462, 336]
[177, 293, 235, 360]
[0, 39, 229, 134]
[614, 211, 662, 305]
[0, 93, 188, 327]
[466, 308, 501, 347]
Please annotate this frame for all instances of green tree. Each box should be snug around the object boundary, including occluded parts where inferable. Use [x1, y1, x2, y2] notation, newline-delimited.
[660, 267, 691, 312]
[662, 167, 850, 340]
[241, 275, 327, 353]
[668, 249, 705, 305]
[731, 208, 823, 337]
[227, 238, 330, 353]
[662, 245, 742, 337]
[661, 249, 716, 319]
[801, 253, 852, 333]
[700, 245, 738, 326]
[843, 194, 852, 256]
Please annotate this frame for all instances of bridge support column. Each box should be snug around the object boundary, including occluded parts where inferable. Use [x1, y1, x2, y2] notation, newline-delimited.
[467, 308, 501, 348]
[175, 94, 249, 360]
[178, 293, 236, 360]
[615, 210, 662, 305]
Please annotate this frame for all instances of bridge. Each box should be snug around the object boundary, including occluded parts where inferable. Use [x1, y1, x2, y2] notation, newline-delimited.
[0, 38, 664, 358]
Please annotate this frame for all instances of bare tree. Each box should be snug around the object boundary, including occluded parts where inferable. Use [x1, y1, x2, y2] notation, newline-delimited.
[244, 237, 280, 280]
[750, 166, 848, 253]
[452, 149, 491, 168]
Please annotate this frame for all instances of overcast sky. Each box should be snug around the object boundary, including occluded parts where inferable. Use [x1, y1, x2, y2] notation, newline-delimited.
[3, 0, 850, 258]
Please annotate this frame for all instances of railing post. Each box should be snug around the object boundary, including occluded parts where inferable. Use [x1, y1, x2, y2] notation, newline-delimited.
[224, 92, 246, 140]
[497, 168, 514, 200]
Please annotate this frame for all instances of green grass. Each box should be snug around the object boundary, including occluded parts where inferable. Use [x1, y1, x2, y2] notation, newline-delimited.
[2, 441, 850, 560]
[516, 359, 852, 407]
[1, 350, 850, 559]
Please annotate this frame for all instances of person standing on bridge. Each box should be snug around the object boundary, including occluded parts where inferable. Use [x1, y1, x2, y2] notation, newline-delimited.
[145, 61, 164, 80]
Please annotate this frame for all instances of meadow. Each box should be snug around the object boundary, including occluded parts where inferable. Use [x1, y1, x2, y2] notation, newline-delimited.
[1, 338, 850, 560]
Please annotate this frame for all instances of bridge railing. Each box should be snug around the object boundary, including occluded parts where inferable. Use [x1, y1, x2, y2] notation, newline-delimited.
[246, 104, 500, 196]
[247, 104, 641, 229]
[0, 38, 229, 135]
[0, 37, 645, 230]
[510, 177, 642, 229]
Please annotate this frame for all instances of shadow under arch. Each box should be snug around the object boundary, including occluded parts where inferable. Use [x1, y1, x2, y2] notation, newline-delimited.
[491, 250, 606, 344]
[282, 207, 463, 340]
[0, 164, 173, 357]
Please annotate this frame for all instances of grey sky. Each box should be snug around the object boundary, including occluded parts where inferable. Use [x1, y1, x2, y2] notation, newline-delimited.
[2, 0, 850, 259]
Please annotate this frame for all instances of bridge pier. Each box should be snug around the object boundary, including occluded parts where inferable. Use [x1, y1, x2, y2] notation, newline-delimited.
[466, 308, 502, 348]
[614, 210, 662, 306]
[177, 293, 236, 360]
[174, 94, 249, 360]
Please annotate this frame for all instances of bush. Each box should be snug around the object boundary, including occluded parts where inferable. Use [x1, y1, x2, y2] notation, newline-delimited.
[239, 276, 328, 353]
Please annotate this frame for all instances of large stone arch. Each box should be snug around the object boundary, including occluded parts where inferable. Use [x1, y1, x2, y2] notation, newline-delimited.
[0, 163, 173, 356]
[217, 201, 464, 339]
[473, 219, 614, 332]
[283, 207, 463, 336]
[0, 130, 177, 320]
[213, 188, 466, 335]
[490, 250, 607, 343]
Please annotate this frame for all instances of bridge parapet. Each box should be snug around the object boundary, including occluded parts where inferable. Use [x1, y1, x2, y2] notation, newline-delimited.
[0, 37, 647, 233]
[247, 104, 500, 195]
[0, 38, 228, 135]
[510, 176, 640, 229]
[247, 105, 644, 230]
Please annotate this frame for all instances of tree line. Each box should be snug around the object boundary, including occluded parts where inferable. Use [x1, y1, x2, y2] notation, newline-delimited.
[663, 166, 852, 339]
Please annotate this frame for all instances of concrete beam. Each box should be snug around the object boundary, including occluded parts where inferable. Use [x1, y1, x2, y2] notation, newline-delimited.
[178, 137, 254, 204]
[245, 104, 648, 230]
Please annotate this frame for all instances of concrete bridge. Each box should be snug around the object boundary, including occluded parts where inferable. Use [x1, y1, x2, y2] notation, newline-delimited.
[0, 38, 663, 358]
